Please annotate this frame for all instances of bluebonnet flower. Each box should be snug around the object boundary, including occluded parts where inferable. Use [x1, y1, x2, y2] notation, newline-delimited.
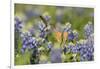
[75, 41, 82, 52]
[38, 21, 46, 31]
[38, 21, 46, 38]
[84, 21, 94, 38]
[73, 30, 79, 40]
[50, 48, 62, 63]
[28, 27, 35, 36]
[67, 42, 75, 52]
[64, 22, 72, 32]
[71, 46, 78, 53]
[21, 33, 29, 53]
[43, 12, 51, 22]
[39, 32, 46, 38]
[68, 31, 74, 42]
[87, 33, 94, 47]
[77, 39, 94, 61]
[47, 42, 53, 52]
[47, 42, 52, 49]
[63, 22, 74, 42]
[15, 16, 23, 33]
[63, 45, 67, 54]
[29, 37, 39, 49]
[20, 32, 26, 39]
[21, 31, 39, 54]
[80, 49, 93, 61]
[21, 34, 40, 64]
[15, 17, 24, 55]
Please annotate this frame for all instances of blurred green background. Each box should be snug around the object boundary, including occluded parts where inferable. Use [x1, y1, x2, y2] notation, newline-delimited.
[15, 4, 94, 39]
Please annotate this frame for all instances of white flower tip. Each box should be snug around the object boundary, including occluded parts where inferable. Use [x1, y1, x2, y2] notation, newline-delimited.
[65, 22, 71, 28]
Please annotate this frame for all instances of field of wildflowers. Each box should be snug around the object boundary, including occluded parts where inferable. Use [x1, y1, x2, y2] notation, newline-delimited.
[14, 4, 94, 65]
